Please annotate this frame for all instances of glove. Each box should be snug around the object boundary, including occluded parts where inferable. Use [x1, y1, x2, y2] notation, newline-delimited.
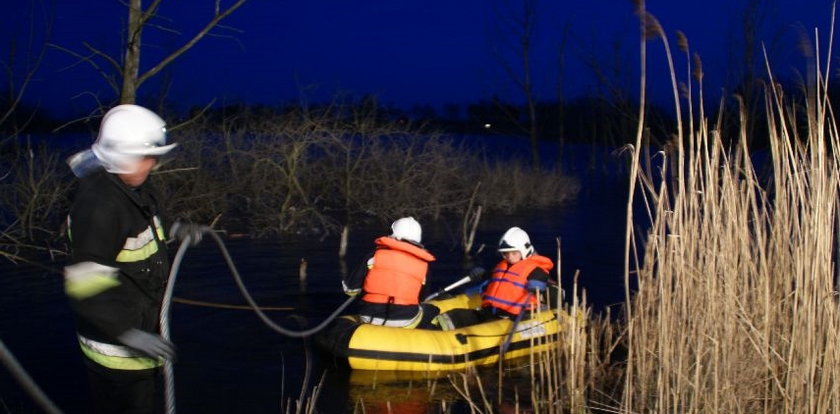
[117, 329, 176, 361]
[468, 266, 486, 280]
[169, 221, 204, 246]
[526, 279, 547, 292]
[464, 284, 483, 296]
[465, 280, 489, 296]
[341, 280, 360, 297]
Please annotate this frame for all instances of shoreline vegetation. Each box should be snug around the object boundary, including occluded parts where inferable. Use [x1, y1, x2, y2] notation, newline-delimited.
[0, 101, 580, 264]
[611, 14, 840, 413]
[441, 8, 840, 414]
[610, 7, 839, 412]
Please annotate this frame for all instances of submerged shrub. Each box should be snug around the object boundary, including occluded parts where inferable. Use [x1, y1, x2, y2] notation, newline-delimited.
[156, 104, 579, 237]
[0, 102, 580, 256]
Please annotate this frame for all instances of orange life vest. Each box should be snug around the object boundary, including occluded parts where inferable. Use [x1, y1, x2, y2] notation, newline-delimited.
[362, 237, 436, 306]
[482, 254, 554, 315]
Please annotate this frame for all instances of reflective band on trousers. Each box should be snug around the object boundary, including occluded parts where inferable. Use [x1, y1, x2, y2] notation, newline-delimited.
[78, 335, 162, 370]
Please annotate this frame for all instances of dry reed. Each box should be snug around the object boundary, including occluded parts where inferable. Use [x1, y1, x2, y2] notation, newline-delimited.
[618, 8, 840, 414]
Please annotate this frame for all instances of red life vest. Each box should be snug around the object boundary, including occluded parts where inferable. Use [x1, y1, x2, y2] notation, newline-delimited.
[482, 254, 554, 315]
[362, 237, 436, 306]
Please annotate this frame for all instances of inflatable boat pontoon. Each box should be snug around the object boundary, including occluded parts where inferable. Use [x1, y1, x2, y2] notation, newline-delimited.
[315, 292, 566, 371]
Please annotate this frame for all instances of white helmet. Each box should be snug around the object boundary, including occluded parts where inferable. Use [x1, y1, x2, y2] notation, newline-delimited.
[498, 226, 534, 258]
[390, 217, 422, 244]
[91, 104, 176, 174]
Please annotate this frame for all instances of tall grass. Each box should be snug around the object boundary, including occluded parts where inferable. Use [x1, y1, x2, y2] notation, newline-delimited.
[619, 5, 840, 413]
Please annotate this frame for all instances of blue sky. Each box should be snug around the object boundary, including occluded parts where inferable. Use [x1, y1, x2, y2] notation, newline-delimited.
[1, 0, 832, 118]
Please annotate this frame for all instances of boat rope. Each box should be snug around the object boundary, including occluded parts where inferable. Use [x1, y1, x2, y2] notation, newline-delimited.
[160, 227, 358, 414]
[172, 297, 294, 311]
[0, 339, 64, 414]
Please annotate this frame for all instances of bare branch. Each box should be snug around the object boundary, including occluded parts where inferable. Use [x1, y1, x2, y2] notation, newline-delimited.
[136, 0, 250, 88]
[82, 42, 122, 74]
[146, 22, 181, 36]
[139, 0, 165, 28]
[51, 99, 103, 133]
[47, 42, 120, 95]
[0, 3, 51, 127]
[168, 98, 217, 132]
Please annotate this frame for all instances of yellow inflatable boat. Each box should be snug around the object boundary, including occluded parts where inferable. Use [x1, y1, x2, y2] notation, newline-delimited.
[315, 293, 565, 371]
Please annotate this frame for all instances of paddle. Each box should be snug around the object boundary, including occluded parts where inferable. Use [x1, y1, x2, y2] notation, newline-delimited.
[499, 292, 533, 357]
[424, 267, 485, 301]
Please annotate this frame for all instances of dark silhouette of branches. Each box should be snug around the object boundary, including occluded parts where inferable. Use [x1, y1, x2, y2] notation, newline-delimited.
[48, 0, 250, 105]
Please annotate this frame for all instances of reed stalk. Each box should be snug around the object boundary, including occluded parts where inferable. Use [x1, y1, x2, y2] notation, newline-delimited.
[619, 7, 840, 413]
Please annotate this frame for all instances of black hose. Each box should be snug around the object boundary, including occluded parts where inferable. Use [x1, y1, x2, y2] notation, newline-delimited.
[158, 229, 358, 414]
[202, 230, 357, 337]
[160, 228, 360, 413]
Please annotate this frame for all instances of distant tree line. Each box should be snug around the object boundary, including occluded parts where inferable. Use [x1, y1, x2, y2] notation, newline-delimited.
[3, 70, 831, 151]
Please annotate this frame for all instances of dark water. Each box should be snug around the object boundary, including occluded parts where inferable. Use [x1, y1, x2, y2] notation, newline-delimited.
[0, 143, 630, 413]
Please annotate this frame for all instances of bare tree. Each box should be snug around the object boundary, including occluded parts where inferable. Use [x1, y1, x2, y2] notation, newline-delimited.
[1, 1, 51, 130]
[51, 0, 249, 105]
[554, 23, 571, 158]
[492, 0, 541, 168]
[0, 3, 70, 263]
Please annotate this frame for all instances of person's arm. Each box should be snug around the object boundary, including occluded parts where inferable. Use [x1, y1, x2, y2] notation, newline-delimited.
[526, 267, 550, 283]
[417, 264, 432, 301]
[64, 195, 135, 341]
[342, 251, 374, 296]
[525, 267, 550, 293]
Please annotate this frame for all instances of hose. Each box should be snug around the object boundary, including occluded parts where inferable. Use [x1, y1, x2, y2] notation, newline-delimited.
[160, 238, 190, 414]
[202, 229, 358, 337]
[0, 339, 64, 414]
[159, 227, 358, 414]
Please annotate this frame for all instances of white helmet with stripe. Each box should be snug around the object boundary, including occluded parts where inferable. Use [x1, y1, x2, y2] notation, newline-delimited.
[498, 226, 534, 258]
[91, 104, 176, 174]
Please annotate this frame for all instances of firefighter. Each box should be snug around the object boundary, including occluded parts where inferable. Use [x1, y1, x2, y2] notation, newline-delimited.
[64, 104, 200, 414]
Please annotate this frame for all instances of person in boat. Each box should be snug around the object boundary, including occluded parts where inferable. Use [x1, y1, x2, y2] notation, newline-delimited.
[342, 217, 439, 328]
[435, 226, 554, 330]
[63, 104, 203, 414]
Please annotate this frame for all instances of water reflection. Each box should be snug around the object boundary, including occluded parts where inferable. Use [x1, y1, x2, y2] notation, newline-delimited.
[346, 371, 461, 414]
[328, 361, 542, 413]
